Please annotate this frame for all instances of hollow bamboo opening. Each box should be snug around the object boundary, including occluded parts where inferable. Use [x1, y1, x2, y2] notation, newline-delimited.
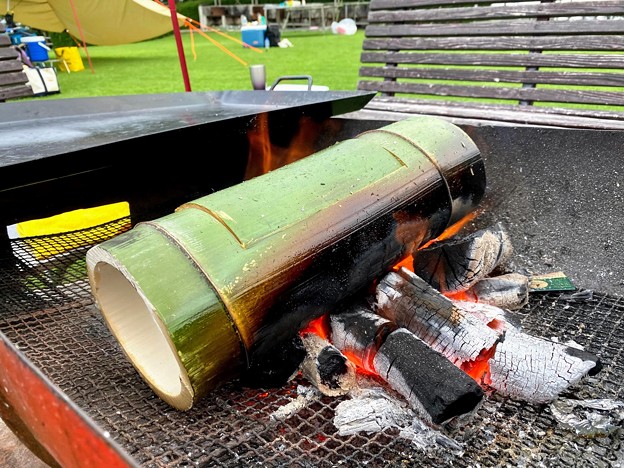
[89, 253, 194, 410]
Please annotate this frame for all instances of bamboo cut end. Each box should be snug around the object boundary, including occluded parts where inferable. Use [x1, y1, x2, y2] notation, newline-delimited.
[86, 247, 195, 410]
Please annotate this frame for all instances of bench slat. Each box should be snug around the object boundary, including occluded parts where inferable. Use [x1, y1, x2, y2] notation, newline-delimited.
[0, 71, 30, 87]
[369, 1, 624, 22]
[361, 51, 624, 69]
[0, 47, 20, 60]
[359, 67, 624, 87]
[351, 99, 624, 130]
[363, 35, 624, 51]
[358, 80, 624, 106]
[0, 85, 34, 102]
[369, 96, 624, 120]
[366, 19, 624, 37]
[369, 0, 622, 10]
[0, 60, 24, 73]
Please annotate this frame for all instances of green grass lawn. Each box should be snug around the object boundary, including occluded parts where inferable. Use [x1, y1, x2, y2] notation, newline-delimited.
[33, 29, 366, 101]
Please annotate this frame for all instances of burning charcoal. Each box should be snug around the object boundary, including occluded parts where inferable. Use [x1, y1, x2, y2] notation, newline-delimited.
[454, 300, 602, 404]
[376, 268, 504, 370]
[330, 303, 484, 425]
[300, 332, 356, 397]
[377, 268, 602, 403]
[455, 272, 529, 310]
[412, 222, 513, 294]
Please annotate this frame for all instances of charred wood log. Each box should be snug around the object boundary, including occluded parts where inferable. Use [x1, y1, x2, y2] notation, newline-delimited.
[330, 303, 484, 425]
[376, 267, 503, 368]
[300, 332, 357, 397]
[454, 300, 602, 404]
[412, 222, 513, 294]
[451, 272, 529, 310]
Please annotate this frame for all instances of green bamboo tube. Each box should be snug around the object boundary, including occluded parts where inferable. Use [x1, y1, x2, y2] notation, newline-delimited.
[86, 116, 486, 410]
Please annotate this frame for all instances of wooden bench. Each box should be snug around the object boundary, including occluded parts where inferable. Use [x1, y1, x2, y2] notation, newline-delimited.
[352, 0, 624, 129]
[0, 23, 33, 102]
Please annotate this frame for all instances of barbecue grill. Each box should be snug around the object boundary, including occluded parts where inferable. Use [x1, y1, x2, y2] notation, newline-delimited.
[1, 92, 623, 467]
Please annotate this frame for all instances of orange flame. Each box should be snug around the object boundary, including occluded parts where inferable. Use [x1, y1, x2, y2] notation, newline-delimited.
[419, 211, 479, 251]
[460, 345, 496, 386]
[245, 116, 326, 180]
[392, 254, 414, 273]
[444, 289, 476, 302]
[342, 349, 378, 376]
[300, 315, 330, 341]
[299, 314, 380, 376]
[245, 113, 273, 179]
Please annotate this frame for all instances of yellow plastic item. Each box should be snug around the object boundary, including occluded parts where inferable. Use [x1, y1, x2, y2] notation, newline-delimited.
[54, 46, 85, 72]
[16, 202, 130, 260]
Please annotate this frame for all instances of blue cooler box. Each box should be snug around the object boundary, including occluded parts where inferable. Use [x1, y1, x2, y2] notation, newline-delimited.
[241, 26, 267, 47]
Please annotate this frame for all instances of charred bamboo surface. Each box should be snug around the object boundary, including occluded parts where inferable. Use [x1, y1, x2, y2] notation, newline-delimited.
[86, 116, 486, 410]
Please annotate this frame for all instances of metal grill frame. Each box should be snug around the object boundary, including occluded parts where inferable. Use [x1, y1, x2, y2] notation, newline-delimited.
[1, 220, 623, 467]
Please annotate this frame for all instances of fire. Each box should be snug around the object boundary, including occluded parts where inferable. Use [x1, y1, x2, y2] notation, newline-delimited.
[418, 211, 479, 250]
[341, 350, 377, 376]
[246, 113, 273, 179]
[299, 314, 379, 376]
[301, 212, 489, 385]
[460, 345, 495, 386]
[391, 212, 480, 275]
[245, 115, 328, 180]
[300, 315, 329, 340]
[444, 290, 476, 302]
[392, 254, 414, 273]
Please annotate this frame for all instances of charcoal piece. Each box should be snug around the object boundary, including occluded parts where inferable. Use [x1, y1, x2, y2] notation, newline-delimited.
[374, 329, 484, 425]
[300, 333, 356, 396]
[330, 304, 397, 372]
[487, 328, 602, 403]
[330, 304, 483, 425]
[412, 222, 513, 293]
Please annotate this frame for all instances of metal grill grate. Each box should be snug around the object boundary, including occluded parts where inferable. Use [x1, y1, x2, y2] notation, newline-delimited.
[1, 220, 623, 467]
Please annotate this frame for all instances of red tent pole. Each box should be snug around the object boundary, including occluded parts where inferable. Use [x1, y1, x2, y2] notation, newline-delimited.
[168, 1, 192, 92]
[68, 0, 95, 73]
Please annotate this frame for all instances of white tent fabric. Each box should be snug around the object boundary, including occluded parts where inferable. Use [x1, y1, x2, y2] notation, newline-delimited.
[9, 0, 187, 45]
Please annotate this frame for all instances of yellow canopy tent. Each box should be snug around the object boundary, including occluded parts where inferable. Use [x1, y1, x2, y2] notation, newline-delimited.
[8, 0, 187, 45]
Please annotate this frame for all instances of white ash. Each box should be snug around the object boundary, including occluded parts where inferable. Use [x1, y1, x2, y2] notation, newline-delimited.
[333, 387, 414, 436]
[550, 398, 624, 437]
[269, 385, 321, 421]
[334, 383, 462, 455]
